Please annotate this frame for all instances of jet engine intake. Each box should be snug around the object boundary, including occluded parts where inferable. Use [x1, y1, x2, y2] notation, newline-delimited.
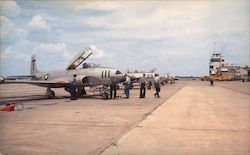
[73, 76, 87, 86]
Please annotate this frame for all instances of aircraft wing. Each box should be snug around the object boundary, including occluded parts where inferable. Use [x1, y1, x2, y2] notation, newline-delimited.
[66, 47, 93, 70]
[5, 75, 36, 80]
[1, 75, 104, 88]
[1, 79, 68, 88]
[1, 74, 111, 88]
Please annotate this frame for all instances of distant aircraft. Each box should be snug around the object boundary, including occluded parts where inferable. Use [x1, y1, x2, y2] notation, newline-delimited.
[127, 72, 177, 86]
[127, 72, 176, 88]
[0, 47, 124, 99]
[127, 72, 155, 82]
[159, 74, 176, 85]
[127, 72, 155, 89]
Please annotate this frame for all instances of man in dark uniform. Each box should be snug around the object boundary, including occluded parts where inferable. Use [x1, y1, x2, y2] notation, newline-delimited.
[70, 74, 78, 100]
[154, 74, 161, 98]
[110, 84, 117, 99]
[139, 74, 146, 98]
[210, 77, 214, 86]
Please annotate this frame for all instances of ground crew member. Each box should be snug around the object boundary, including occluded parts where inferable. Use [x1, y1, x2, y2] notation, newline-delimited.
[139, 74, 146, 98]
[210, 77, 214, 86]
[154, 74, 161, 98]
[110, 84, 117, 99]
[70, 74, 77, 100]
[124, 74, 131, 98]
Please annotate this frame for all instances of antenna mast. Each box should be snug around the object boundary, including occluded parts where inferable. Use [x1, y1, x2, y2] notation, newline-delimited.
[213, 42, 216, 54]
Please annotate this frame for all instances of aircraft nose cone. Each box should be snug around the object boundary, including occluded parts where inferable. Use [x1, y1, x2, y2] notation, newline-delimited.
[119, 76, 126, 82]
[111, 75, 125, 84]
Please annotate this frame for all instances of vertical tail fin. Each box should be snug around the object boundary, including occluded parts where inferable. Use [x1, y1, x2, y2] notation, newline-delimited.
[30, 55, 41, 75]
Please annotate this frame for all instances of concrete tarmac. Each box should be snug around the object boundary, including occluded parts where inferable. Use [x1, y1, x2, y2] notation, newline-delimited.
[102, 81, 250, 155]
[0, 81, 184, 155]
[0, 81, 249, 155]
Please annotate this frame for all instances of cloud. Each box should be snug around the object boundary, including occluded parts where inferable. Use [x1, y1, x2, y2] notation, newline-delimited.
[0, 46, 30, 76]
[0, 46, 30, 61]
[79, 1, 248, 43]
[0, 1, 249, 76]
[0, 16, 28, 45]
[75, 1, 122, 11]
[0, 46, 15, 59]
[32, 42, 70, 59]
[29, 15, 48, 29]
[89, 45, 111, 59]
[0, 0, 21, 17]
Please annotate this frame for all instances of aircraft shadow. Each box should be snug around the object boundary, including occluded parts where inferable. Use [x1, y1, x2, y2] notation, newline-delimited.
[0, 94, 106, 104]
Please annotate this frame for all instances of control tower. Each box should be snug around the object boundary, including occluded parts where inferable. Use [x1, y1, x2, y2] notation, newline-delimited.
[209, 53, 225, 75]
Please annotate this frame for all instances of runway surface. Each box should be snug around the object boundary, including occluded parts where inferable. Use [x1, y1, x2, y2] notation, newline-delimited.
[0, 81, 249, 155]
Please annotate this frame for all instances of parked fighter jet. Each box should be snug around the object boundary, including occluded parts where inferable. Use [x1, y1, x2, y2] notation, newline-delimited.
[0, 47, 124, 99]
[127, 72, 155, 89]
[159, 74, 175, 85]
[127, 72, 155, 80]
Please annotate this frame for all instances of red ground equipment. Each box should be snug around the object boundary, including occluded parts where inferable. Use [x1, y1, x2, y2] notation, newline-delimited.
[0, 104, 16, 112]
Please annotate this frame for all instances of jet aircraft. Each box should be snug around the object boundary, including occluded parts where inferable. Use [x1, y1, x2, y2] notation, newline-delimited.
[127, 72, 155, 89]
[0, 47, 124, 99]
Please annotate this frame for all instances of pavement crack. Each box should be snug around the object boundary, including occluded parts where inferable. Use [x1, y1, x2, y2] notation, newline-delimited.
[217, 85, 250, 95]
[171, 127, 250, 133]
[4, 122, 127, 128]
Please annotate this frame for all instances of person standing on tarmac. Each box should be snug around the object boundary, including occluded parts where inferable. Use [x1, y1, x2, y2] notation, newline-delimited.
[210, 77, 214, 86]
[154, 74, 161, 98]
[124, 74, 131, 98]
[110, 84, 117, 99]
[70, 74, 78, 100]
[139, 74, 146, 98]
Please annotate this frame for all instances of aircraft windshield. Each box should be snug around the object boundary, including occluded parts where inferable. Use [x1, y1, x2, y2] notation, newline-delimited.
[116, 70, 122, 74]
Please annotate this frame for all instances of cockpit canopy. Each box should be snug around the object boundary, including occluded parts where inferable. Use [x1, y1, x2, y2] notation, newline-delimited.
[116, 70, 122, 74]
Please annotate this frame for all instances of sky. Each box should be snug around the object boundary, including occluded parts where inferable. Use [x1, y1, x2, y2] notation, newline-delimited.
[0, 0, 249, 76]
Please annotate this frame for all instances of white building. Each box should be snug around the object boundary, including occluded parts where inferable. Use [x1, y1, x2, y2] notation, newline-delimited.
[209, 53, 225, 75]
[209, 53, 249, 80]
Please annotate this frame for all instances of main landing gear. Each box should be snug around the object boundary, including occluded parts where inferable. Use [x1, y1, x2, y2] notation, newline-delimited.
[101, 85, 109, 100]
[76, 86, 87, 96]
[46, 88, 55, 99]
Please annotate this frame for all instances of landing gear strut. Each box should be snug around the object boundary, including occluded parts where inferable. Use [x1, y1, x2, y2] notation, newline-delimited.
[100, 85, 109, 100]
[77, 86, 86, 96]
[46, 88, 55, 99]
[102, 92, 109, 100]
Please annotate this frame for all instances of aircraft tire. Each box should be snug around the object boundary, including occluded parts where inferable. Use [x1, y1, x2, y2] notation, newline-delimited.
[15, 102, 24, 111]
[102, 92, 108, 100]
[47, 90, 55, 99]
[77, 87, 86, 96]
